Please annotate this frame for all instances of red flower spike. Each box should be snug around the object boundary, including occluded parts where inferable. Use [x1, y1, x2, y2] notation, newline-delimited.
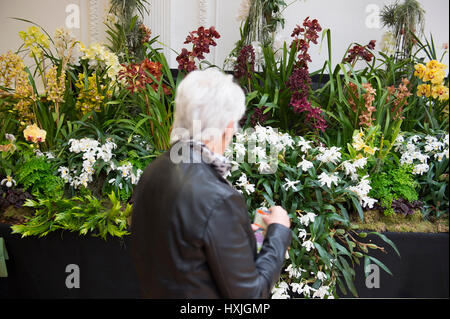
[177, 26, 221, 73]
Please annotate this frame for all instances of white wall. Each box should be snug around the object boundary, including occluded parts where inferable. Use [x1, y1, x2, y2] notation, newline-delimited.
[1, 0, 448, 74]
[150, 0, 449, 72]
[0, 0, 110, 56]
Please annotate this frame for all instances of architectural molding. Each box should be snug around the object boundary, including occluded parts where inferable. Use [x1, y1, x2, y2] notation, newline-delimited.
[88, 0, 100, 43]
[198, 0, 209, 27]
[143, 0, 171, 61]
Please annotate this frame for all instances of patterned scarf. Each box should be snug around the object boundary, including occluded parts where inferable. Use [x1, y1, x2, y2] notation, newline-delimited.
[183, 139, 232, 178]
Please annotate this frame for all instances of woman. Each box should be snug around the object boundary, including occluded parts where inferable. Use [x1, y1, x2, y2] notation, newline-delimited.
[131, 68, 291, 298]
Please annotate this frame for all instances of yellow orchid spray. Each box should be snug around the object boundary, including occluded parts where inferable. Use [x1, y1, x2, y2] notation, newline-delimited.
[414, 60, 448, 102]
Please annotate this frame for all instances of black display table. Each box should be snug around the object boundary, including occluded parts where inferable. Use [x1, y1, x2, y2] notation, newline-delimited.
[0, 223, 448, 298]
[0, 223, 140, 298]
[338, 232, 448, 298]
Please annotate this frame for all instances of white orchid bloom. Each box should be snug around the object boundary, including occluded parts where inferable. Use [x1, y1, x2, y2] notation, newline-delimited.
[1, 176, 17, 188]
[283, 178, 300, 192]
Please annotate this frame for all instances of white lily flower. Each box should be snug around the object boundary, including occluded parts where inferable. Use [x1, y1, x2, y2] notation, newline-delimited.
[302, 240, 315, 252]
[233, 142, 247, 158]
[285, 264, 306, 279]
[412, 163, 429, 175]
[316, 146, 342, 165]
[297, 137, 312, 153]
[317, 271, 327, 281]
[300, 283, 316, 298]
[312, 285, 331, 299]
[297, 157, 314, 172]
[353, 157, 367, 169]
[283, 178, 300, 192]
[318, 172, 339, 188]
[299, 212, 317, 227]
[271, 281, 290, 299]
[342, 161, 356, 176]
[298, 228, 307, 240]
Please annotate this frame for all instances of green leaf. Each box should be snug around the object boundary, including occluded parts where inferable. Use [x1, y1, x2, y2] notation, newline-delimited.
[368, 256, 393, 276]
[369, 232, 400, 257]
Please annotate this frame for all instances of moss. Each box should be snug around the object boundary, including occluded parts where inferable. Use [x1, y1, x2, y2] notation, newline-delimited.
[351, 209, 449, 233]
[0, 205, 35, 225]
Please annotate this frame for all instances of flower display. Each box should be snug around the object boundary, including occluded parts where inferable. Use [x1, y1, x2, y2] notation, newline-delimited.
[119, 58, 170, 95]
[0, 51, 26, 90]
[287, 17, 327, 133]
[0, 51, 35, 122]
[75, 73, 112, 114]
[396, 133, 449, 175]
[18, 26, 50, 59]
[45, 65, 66, 104]
[226, 125, 381, 298]
[344, 40, 376, 64]
[79, 42, 125, 81]
[176, 26, 221, 72]
[61, 137, 142, 191]
[414, 60, 449, 101]
[385, 78, 412, 121]
[234, 45, 255, 80]
[1, 14, 448, 301]
[23, 124, 46, 144]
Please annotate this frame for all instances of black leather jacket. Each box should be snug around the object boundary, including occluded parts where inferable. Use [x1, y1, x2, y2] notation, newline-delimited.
[130, 145, 292, 298]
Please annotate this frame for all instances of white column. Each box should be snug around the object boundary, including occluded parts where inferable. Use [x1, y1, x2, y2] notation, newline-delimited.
[143, 0, 172, 62]
[88, 0, 100, 43]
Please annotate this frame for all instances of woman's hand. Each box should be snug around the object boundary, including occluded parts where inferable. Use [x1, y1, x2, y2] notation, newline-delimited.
[263, 206, 291, 229]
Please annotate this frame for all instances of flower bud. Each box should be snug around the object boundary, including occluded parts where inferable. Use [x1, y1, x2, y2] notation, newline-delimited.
[358, 232, 368, 238]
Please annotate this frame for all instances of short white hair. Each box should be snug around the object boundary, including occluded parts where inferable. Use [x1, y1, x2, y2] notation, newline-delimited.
[170, 68, 246, 143]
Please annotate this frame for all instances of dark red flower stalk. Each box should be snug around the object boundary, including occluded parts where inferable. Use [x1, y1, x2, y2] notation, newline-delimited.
[234, 45, 255, 80]
[344, 40, 376, 64]
[119, 58, 170, 95]
[291, 97, 327, 132]
[250, 105, 270, 126]
[287, 17, 326, 133]
[287, 67, 311, 101]
[176, 26, 221, 72]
